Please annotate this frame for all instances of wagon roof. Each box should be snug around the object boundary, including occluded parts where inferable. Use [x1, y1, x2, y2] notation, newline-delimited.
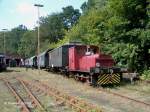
[49, 44, 99, 53]
[38, 48, 53, 57]
[48, 44, 73, 53]
[30, 56, 36, 59]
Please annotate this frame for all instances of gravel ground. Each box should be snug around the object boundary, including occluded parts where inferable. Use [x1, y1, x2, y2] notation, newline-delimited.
[0, 67, 150, 112]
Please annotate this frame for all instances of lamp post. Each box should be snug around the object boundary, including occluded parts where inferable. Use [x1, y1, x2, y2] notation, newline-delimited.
[2, 29, 8, 55]
[34, 4, 44, 70]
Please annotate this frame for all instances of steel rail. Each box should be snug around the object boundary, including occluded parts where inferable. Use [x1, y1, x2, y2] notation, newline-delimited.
[73, 76, 150, 107]
[16, 78, 46, 111]
[23, 80, 89, 112]
[21, 79, 102, 112]
[98, 88, 150, 107]
[38, 82, 95, 111]
[140, 79, 150, 84]
[39, 81, 100, 111]
[1, 78, 30, 112]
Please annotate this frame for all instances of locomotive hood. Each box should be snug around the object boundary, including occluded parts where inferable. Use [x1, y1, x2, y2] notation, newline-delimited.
[95, 53, 114, 67]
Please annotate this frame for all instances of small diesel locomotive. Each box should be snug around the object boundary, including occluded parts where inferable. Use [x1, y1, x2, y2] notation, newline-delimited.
[25, 43, 122, 85]
[68, 45, 121, 85]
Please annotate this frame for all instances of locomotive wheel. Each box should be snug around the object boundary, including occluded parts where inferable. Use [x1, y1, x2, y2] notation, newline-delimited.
[86, 76, 92, 86]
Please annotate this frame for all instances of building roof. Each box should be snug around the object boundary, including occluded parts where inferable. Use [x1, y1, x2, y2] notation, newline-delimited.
[5, 53, 22, 59]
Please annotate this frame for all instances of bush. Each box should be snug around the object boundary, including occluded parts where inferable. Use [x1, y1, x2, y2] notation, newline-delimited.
[141, 70, 150, 80]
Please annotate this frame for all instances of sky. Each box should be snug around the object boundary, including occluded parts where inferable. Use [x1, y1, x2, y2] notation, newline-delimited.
[0, 0, 87, 31]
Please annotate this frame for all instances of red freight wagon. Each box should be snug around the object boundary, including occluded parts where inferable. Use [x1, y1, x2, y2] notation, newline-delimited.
[69, 45, 121, 85]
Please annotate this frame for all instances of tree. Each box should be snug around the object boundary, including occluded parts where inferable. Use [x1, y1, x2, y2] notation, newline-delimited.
[3, 25, 27, 55]
[39, 13, 65, 43]
[81, 0, 106, 13]
[66, 0, 149, 72]
[104, 0, 149, 71]
[66, 9, 105, 45]
[61, 6, 81, 30]
[18, 30, 37, 57]
[38, 6, 81, 50]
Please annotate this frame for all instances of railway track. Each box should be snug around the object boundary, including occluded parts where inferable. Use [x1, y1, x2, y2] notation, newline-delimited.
[28, 68, 150, 108]
[118, 86, 150, 95]
[139, 79, 150, 84]
[71, 75, 150, 107]
[113, 79, 150, 95]
[101, 88, 149, 107]
[70, 77, 150, 108]
[17, 78, 102, 112]
[1, 73, 150, 112]
[19, 77, 150, 111]
[0, 78, 46, 112]
[0, 76, 102, 112]
[97, 87, 150, 107]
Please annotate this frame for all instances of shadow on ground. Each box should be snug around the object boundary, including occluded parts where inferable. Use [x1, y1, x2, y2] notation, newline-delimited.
[3, 69, 20, 73]
[100, 79, 138, 89]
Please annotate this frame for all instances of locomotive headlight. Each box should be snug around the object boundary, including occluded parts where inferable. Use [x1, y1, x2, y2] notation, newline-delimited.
[96, 62, 100, 67]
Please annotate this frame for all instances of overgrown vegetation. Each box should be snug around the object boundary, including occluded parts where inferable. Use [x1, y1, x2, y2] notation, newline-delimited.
[0, 0, 149, 76]
[66, 0, 150, 73]
[141, 69, 150, 80]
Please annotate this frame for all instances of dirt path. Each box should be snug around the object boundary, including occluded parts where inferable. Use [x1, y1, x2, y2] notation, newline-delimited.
[0, 67, 150, 112]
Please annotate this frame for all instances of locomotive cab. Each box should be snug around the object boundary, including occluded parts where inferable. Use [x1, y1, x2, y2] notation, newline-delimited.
[85, 46, 99, 56]
[69, 45, 100, 72]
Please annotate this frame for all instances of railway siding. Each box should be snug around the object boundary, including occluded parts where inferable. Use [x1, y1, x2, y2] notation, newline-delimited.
[17, 78, 46, 111]
[0, 77, 49, 112]
[1, 68, 150, 112]
[23, 68, 150, 112]
[19, 78, 102, 112]
[1, 78, 30, 112]
[0, 79, 18, 112]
